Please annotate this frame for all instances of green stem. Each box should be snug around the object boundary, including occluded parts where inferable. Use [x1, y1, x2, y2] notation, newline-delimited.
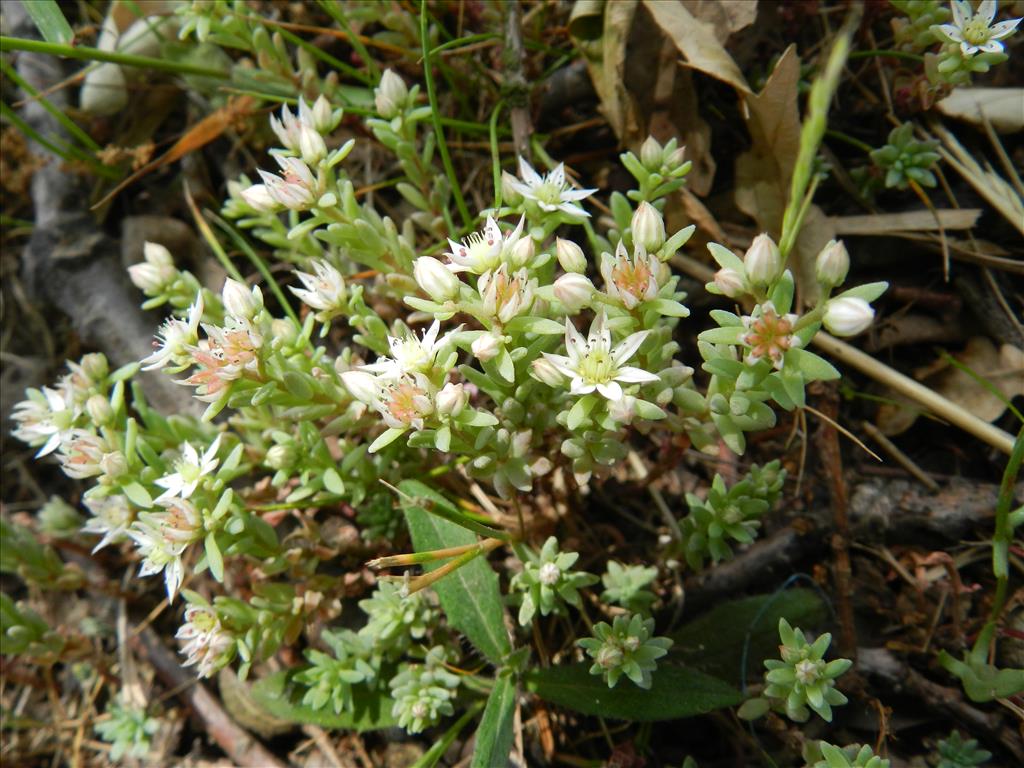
[972, 425, 1024, 663]
[0, 36, 229, 78]
[490, 99, 506, 208]
[431, 32, 500, 56]
[825, 129, 874, 155]
[409, 701, 484, 768]
[849, 49, 924, 63]
[420, 0, 472, 230]
[0, 57, 100, 151]
[779, 173, 821, 260]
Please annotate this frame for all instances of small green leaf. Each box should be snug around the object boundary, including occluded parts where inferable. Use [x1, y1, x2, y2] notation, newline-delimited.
[323, 468, 345, 495]
[282, 371, 313, 400]
[836, 280, 888, 304]
[786, 348, 840, 382]
[471, 676, 517, 768]
[707, 242, 745, 273]
[368, 427, 407, 453]
[505, 316, 565, 335]
[647, 298, 690, 317]
[400, 480, 511, 665]
[497, 347, 515, 383]
[205, 533, 224, 582]
[250, 671, 397, 731]
[22, 0, 74, 44]
[698, 327, 743, 345]
[524, 663, 741, 721]
[121, 482, 153, 508]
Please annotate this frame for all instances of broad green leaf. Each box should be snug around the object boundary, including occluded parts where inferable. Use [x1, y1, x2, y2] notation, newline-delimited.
[22, 0, 74, 44]
[205, 533, 224, 582]
[249, 671, 397, 731]
[400, 480, 511, 664]
[786, 348, 840, 382]
[121, 481, 153, 508]
[323, 467, 345, 495]
[524, 663, 741, 721]
[707, 242, 745, 273]
[670, 589, 826, 685]
[368, 427, 407, 453]
[471, 676, 517, 768]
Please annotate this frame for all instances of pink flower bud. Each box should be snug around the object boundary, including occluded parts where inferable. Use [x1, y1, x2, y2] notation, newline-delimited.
[556, 237, 587, 273]
[744, 233, 782, 287]
[553, 273, 594, 313]
[712, 268, 746, 298]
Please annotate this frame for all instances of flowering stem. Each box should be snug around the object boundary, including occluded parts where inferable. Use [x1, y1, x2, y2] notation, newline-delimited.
[825, 129, 874, 155]
[0, 36, 229, 78]
[420, 0, 472, 230]
[972, 425, 1024, 664]
[490, 99, 506, 208]
[405, 538, 504, 594]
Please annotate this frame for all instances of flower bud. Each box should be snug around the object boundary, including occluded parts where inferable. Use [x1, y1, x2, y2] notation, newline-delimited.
[711, 268, 746, 298]
[375, 69, 408, 119]
[640, 136, 663, 169]
[608, 395, 637, 424]
[240, 183, 277, 212]
[823, 296, 874, 337]
[413, 257, 461, 302]
[500, 170, 523, 205]
[436, 382, 468, 418]
[556, 237, 587, 274]
[508, 234, 534, 269]
[80, 353, 109, 382]
[531, 357, 564, 386]
[271, 318, 298, 346]
[144, 241, 174, 268]
[297, 123, 327, 165]
[553, 273, 594, 313]
[341, 371, 379, 404]
[86, 394, 114, 426]
[266, 444, 296, 470]
[222, 278, 263, 320]
[815, 239, 850, 287]
[471, 332, 501, 362]
[130, 243, 176, 292]
[665, 146, 687, 169]
[99, 451, 128, 479]
[631, 201, 666, 253]
[744, 233, 782, 287]
[310, 95, 334, 133]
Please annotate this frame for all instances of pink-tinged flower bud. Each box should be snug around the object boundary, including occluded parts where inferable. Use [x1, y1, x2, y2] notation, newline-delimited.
[86, 394, 114, 426]
[608, 395, 637, 424]
[823, 296, 874, 337]
[341, 370, 378, 404]
[413, 257, 461, 302]
[500, 170, 523, 205]
[553, 273, 594, 313]
[375, 69, 407, 119]
[79, 353, 109, 382]
[640, 136, 663, 169]
[222, 278, 263, 320]
[631, 201, 666, 253]
[530, 357, 564, 386]
[556, 237, 587, 274]
[471, 332, 501, 362]
[815, 239, 850, 287]
[436, 382, 468, 417]
[744, 233, 782, 287]
[297, 123, 327, 165]
[712, 268, 746, 298]
[665, 146, 687, 169]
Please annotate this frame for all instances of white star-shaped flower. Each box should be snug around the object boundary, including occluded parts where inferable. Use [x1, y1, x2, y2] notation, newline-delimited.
[154, 435, 222, 502]
[142, 296, 204, 371]
[507, 157, 597, 218]
[938, 0, 1020, 55]
[361, 320, 448, 379]
[541, 312, 659, 400]
[445, 215, 527, 274]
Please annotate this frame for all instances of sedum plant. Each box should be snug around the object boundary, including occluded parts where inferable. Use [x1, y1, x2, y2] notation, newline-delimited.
[933, 730, 991, 768]
[94, 697, 161, 762]
[578, 613, 673, 689]
[740, 618, 852, 723]
[869, 123, 941, 190]
[805, 742, 890, 768]
[8, 18, 889, 754]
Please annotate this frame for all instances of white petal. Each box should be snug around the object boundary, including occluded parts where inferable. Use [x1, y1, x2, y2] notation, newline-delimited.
[615, 366, 660, 384]
[961, 41, 980, 54]
[597, 381, 622, 400]
[977, 0, 996, 24]
[506, 179, 534, 199]
[979, 39, 1004, 52]
[564, 318, 587, 353]
[612, 330, 649, 366]
[548, 163, 565, 188]
[990, 18, 1021, 38]
[421, 319, 441, 349]
[571, 379, 596, 395]
[542, 352, 577, 379]
[938, 22, 963, 41]
[952, 0, 969, 27]
[518, 156, 542, 186]
[557, 202, 589, 218]
[560, 187, 597, 201]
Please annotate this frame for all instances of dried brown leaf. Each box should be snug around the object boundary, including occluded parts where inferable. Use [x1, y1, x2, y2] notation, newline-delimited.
[682, 0, 758, 43]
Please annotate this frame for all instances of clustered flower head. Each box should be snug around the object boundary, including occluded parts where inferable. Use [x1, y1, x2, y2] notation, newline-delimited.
[740, 618, 852, 723]
[937, 0, 1020, 55]
[389, 646, 461, 733]
[511, 536, 598, 626]
[176, 602, 234, 678]
[578, 613, 673, 689]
